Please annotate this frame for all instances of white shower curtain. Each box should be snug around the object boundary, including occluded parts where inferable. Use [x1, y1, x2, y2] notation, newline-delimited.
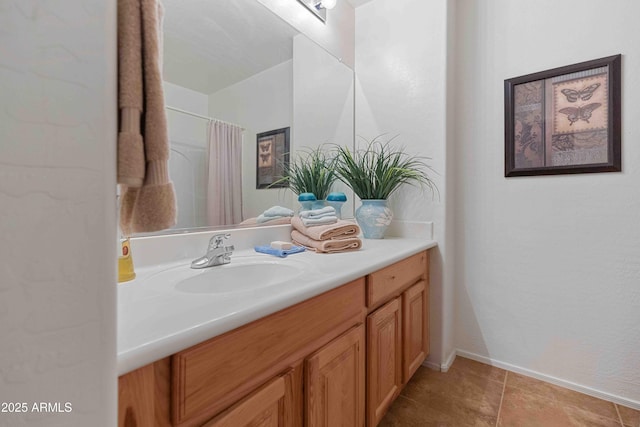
[206, 121, 243, 226]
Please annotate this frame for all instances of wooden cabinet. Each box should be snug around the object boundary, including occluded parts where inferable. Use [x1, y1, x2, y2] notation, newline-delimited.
[202, 371, 293, 427]
[118, 358, 171, 427]
[118, 363, 155, 427]
[366, 299, 402, 427]
[172, 279, 365, 426]
[366, 251, 430, 426]
[306, 325, 365, 427]
[118, 250, 430, 427]
[403, 280, 429, 382]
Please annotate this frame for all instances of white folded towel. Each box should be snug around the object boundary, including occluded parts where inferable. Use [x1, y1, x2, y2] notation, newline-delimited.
[299, 206, 336, 219]
[301, 215, 338, 227]
[263, 206, 294, 217]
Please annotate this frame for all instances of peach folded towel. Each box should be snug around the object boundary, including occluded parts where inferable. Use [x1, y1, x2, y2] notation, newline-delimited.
[292, 230, 362, 254]
[291, 216, 360, 241]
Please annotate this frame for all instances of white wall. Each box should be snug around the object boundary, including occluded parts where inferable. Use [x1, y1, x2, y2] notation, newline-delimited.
[209, 61, 294, 219]
[0, 1, 117, 426]
[257, 0, 355, 69]
[455, 0, 640, 405]
[355, 0, 453, 367]
[164, 82, 209, 230]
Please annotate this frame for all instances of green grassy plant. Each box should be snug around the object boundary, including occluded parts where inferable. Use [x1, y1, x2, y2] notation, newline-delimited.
[334, 137, 437, 200]
[271, 146, 337, 200]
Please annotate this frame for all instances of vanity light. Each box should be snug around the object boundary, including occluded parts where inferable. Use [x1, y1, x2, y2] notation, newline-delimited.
[297, 0, 338, 23]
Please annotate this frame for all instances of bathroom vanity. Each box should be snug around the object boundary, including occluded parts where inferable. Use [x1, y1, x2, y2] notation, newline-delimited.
[118, 236, 435, 427]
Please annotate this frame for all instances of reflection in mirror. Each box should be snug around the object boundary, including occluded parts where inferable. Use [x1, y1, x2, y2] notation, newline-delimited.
[150, 0, 354, 236]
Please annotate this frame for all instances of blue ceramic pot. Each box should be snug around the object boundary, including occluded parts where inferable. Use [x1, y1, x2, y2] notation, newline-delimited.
[355, 199, 393, 239]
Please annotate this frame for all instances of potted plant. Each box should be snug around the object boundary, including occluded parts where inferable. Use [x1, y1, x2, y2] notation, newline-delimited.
[271, 146, 337, 205]
[334, 137, 437, 238]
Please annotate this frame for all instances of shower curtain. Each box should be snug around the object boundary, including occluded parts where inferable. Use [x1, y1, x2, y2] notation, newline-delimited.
[206, 121, 243, 226]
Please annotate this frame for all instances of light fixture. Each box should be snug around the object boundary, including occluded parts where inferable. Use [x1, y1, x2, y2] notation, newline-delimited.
[296, 0, 338, 23]
[319, 0, 337, 9]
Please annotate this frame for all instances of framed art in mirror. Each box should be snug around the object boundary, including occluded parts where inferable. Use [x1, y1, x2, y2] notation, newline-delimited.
[504, 54, 621, 177]
[257, 127, 290, 189]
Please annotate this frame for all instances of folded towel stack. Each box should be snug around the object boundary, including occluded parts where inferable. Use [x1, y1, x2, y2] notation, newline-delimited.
[291, 216, 362, 254]
[257, 206, 294, 224]
[299, 206, 338, 227]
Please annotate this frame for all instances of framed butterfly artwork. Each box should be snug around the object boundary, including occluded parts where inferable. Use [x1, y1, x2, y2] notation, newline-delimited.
[256, 127, 290, 189]
[504, 54, 621, 177]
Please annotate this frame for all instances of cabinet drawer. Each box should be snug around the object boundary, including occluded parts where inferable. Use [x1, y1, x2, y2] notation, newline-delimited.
[172, 278, 365, 427]
[367, 251, 428, 309]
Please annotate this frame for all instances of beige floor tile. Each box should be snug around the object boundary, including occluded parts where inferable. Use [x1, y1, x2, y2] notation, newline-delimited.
[498, 385, 622, 427]
[380, 362, 504, 427]
[506, 372, 619, 421]
[616, 404, 640, 427]
[380, 394, 498, 427]
[379, 357, 629, 427]
[449, 356, 507, 384]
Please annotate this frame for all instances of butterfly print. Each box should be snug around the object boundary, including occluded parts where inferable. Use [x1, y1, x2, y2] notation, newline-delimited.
[560, 83, 600, 103]
[558, 103, 601, 125]
[259, 153, 271, 163]
[260, 143, 271, 152]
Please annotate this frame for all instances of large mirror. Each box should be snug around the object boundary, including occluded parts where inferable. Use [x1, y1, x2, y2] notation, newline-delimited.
[155, 0, 354, 235]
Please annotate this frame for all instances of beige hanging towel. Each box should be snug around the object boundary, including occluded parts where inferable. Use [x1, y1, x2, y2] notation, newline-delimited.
[117, 0, 176, 234]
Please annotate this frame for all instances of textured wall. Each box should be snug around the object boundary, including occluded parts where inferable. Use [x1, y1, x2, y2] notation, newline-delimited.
[0, 1, 117, 426]
[455, 0, 640, 405]
[354, 0, 454, 366]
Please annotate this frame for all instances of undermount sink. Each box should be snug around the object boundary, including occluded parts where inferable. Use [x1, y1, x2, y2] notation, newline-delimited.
[175, 260, 304, 294]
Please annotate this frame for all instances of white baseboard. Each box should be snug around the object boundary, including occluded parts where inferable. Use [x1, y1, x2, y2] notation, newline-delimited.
[441, 350, 457, 372]
[421, 350, 457, 372]
[422, 359, 440, 371]
[456, 349, 640, 411]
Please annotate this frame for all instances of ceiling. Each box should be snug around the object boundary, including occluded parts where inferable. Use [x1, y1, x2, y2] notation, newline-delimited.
[346, 0, 375, 7]
[162, 0, 299, 94]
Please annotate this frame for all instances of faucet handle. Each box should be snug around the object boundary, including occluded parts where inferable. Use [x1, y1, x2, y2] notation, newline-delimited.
[209, 233, 231, 250]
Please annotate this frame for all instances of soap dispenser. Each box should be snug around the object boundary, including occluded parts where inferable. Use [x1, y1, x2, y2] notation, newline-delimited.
[326, 192, 347, 219]
[298, 192, 317, 212]
[117, 197, 136, 283]
[118, 235, 136, 283]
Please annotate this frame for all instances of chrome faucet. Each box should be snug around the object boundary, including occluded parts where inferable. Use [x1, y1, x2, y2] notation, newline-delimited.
[191, 233, 235, 269]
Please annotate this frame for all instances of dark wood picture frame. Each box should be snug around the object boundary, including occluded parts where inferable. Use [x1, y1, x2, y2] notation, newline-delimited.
[256, 127, 290, 189]
[504, 54, 621, 177]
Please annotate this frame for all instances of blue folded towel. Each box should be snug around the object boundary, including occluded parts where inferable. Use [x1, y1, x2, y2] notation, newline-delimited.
[256, 213, 289, 224]
[254, 245, 306, 258]
[263, 206, 294, 217]
[299, 206, 336, 219]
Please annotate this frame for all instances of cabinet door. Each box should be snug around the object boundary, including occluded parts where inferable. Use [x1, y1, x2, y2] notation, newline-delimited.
[306, 324, 365, 427]
[202, 370, 294, 427]
[118, 364, 155, 427]
[367, 298, 402, 427]
[402, 280, 429, 382]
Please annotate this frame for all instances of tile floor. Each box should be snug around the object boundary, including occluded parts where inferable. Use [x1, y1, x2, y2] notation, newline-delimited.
[379, 357, 640, 427]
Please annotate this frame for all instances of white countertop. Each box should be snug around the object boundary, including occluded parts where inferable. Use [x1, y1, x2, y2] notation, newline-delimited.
[117, 237, 437, 375]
